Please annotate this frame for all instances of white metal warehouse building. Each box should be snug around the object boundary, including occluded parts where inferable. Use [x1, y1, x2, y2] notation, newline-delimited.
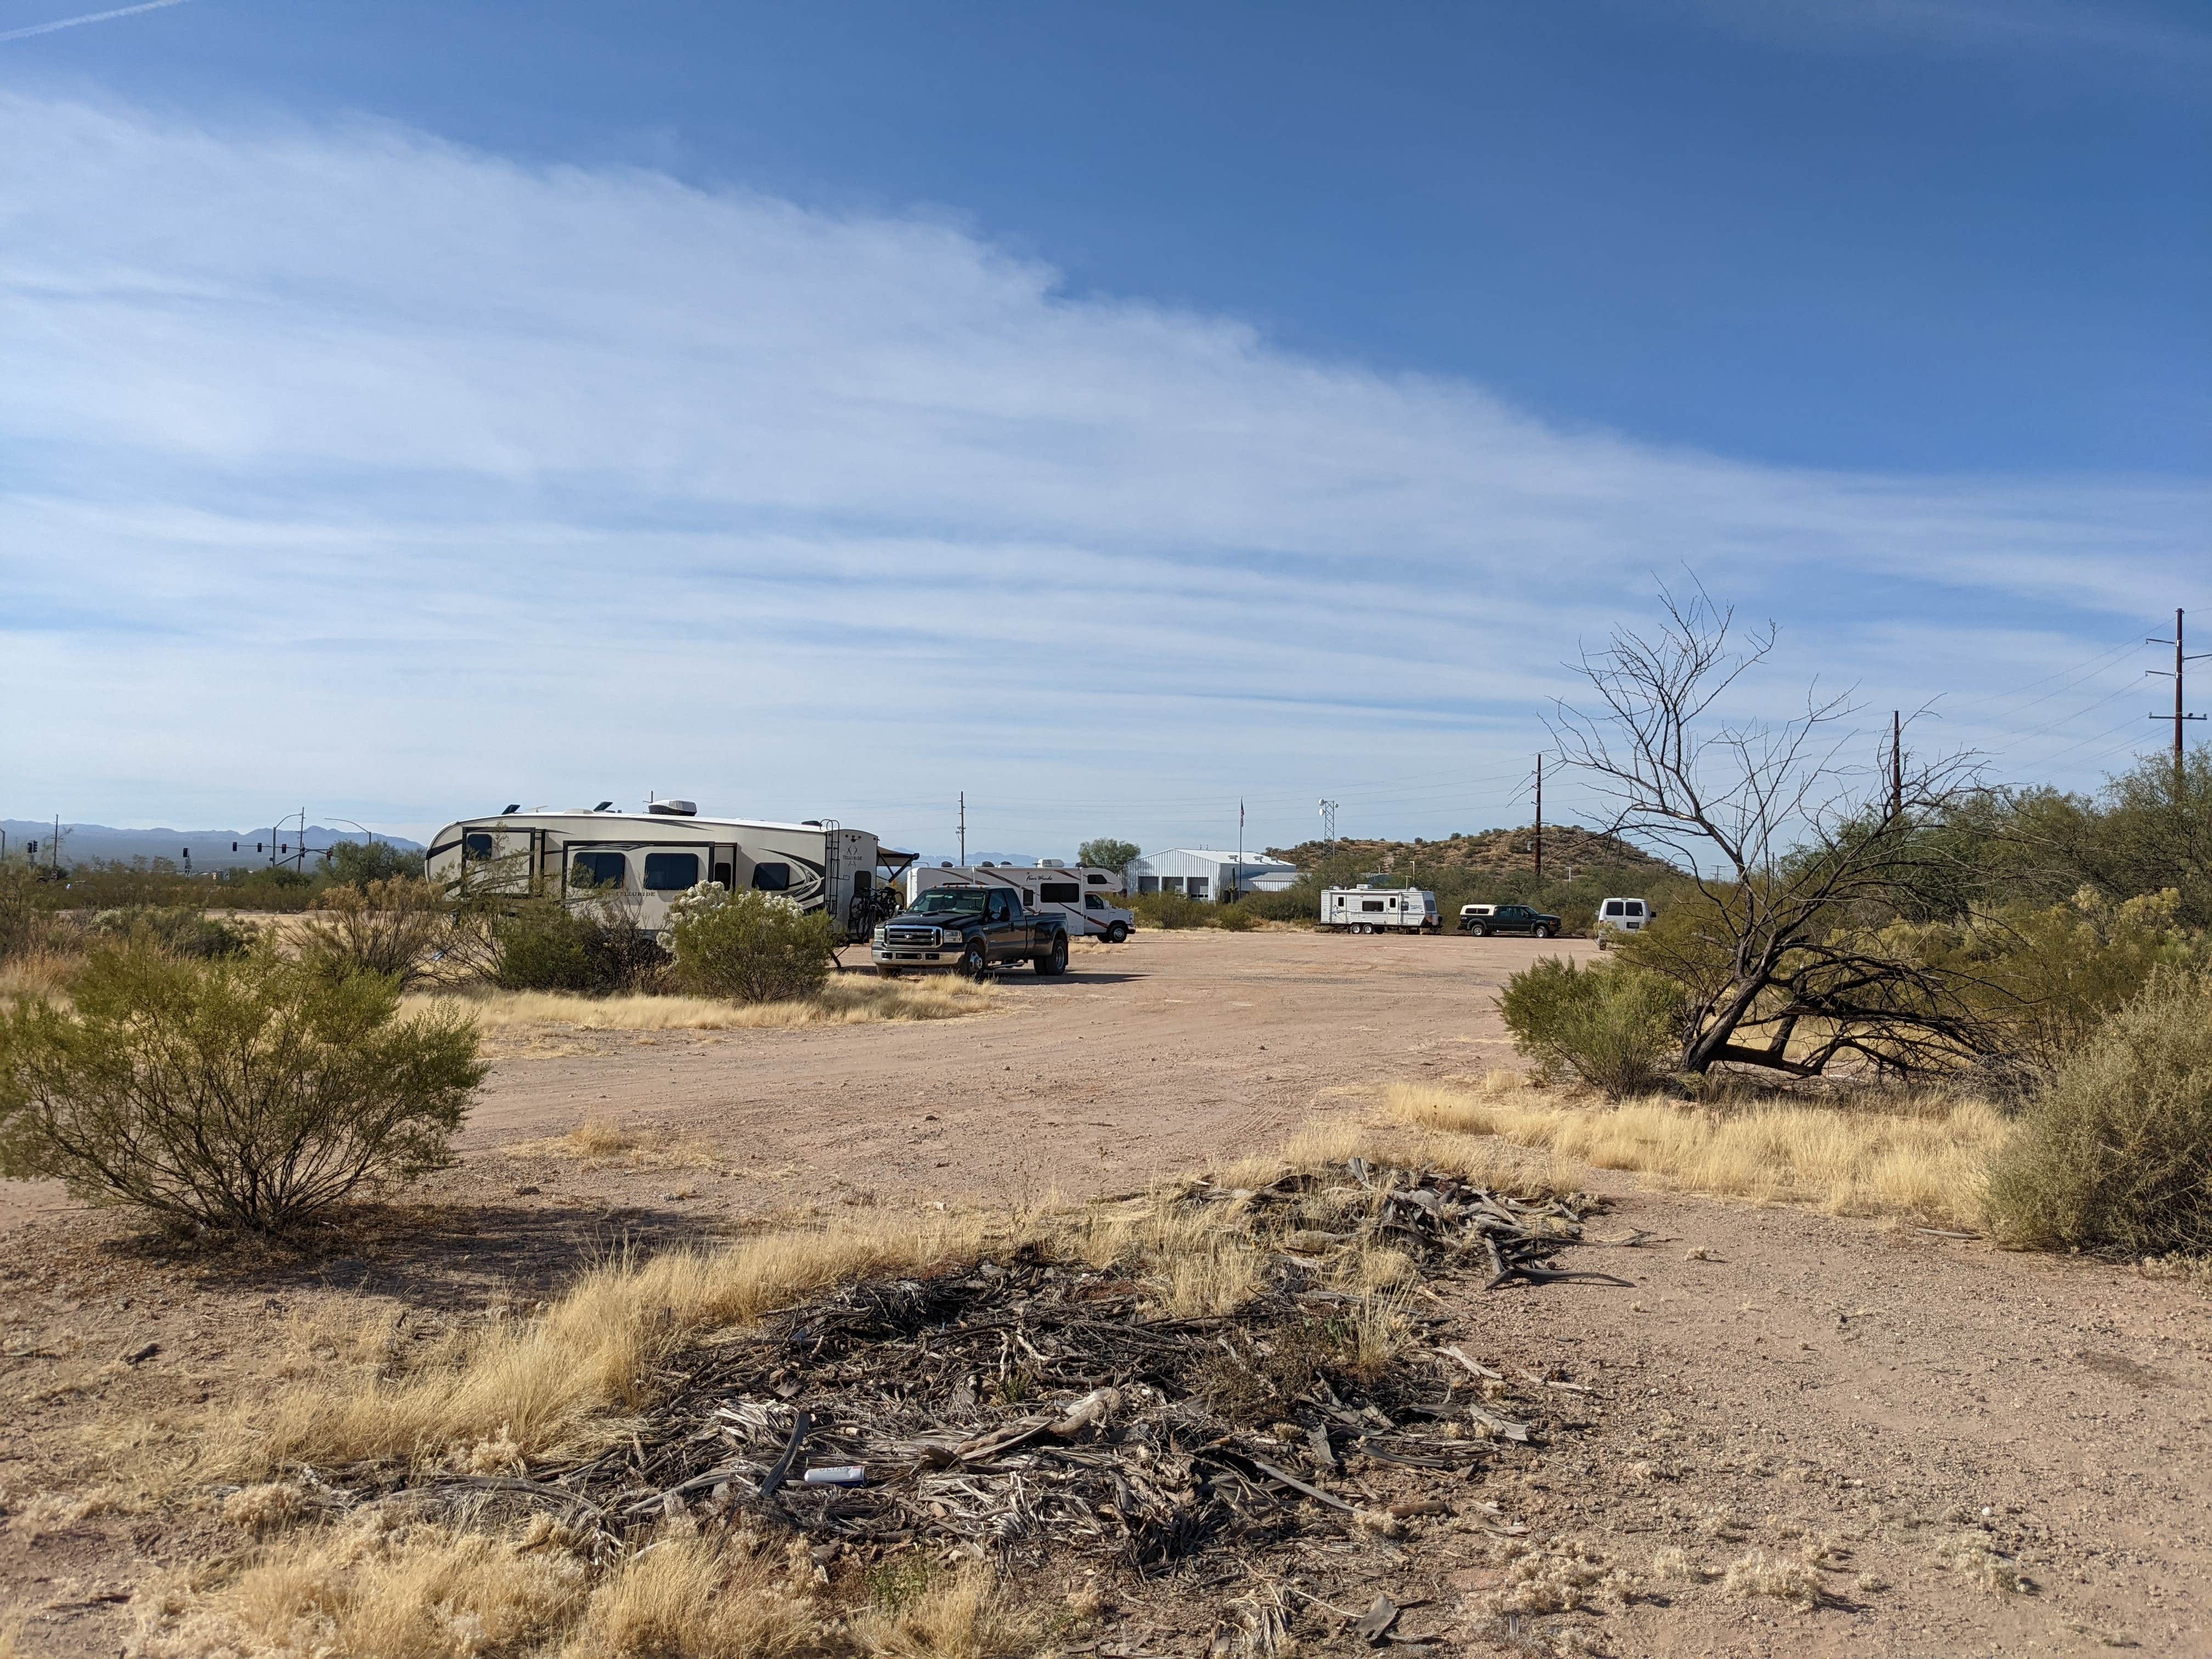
[1126, 849, 1301, 900]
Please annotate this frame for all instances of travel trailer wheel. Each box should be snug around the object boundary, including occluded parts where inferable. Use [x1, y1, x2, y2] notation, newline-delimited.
[961, 940, 989, 979]
[1105, 922, 1129, 943]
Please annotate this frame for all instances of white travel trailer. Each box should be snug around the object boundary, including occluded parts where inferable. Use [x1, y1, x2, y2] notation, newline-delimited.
[1321, 885, 1441, 934]
[424, 803, 907, 939]
[905, 862, 1136, 941]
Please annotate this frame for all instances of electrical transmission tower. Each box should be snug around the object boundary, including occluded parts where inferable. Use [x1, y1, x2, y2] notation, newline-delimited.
[2147, 608, 2207, 785]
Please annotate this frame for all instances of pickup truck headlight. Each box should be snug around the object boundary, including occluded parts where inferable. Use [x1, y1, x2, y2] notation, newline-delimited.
[873, 926, 887, 945]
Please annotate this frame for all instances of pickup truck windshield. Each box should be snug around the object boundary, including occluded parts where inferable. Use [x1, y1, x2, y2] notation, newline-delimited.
[910, 890, 991, 917]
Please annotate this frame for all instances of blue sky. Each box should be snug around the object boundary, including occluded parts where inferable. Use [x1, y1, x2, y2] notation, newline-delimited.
[1, 0, 2205, 856]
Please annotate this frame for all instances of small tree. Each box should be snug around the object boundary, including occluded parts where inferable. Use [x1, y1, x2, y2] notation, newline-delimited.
[0, 945, 484, 1235]
[298, 877, 450, 988]
[1555, 585, 1990, 1077]
[667, 884, 836, 1003]
[1077, 838, 1141, 876]
[1499, 957, 1688, 1097]
[323, 839, 427, 890]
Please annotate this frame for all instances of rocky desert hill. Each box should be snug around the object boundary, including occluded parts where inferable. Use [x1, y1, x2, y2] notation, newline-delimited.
[1266, 823, 1680, 880]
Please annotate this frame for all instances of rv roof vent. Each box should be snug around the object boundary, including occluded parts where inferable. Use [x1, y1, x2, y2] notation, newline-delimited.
[980, 861, 995, 868]
[647, 799, 697, 816]
[501, 804, 521, 815]
[595, 800, 614, 811]
[1041, 859, 1064, 867]
[802, 820, 822, 827]
[940, 860, 952, 868]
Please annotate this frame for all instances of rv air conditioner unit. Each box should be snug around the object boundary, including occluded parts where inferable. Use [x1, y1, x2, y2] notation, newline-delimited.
[647, 800, 698, 816]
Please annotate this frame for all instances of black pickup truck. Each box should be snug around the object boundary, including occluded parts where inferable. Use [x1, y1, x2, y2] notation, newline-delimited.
[871, 884, 1070, 978]
[1463, 902, 1563, 939]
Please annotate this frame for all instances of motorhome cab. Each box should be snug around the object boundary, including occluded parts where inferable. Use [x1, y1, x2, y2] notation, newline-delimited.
[425, 803, 910, 940]
[905, 862, 1136, 942]
[1321, 885, 1441, 934]
[1594, 896, 1653, 947]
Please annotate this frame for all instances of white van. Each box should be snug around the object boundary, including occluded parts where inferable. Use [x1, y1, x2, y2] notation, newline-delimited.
[1594, 896, 1653, 948]
[1322, 885, 1440, 934]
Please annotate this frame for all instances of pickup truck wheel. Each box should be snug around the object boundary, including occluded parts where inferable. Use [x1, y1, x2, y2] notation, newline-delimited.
[960, 940, 989, 979]
[1469, 924, 1487, 937]
[1532, 924, 1551, 939]
[1034, 934, 1069, 975]
[1105, 922, 1128, 944]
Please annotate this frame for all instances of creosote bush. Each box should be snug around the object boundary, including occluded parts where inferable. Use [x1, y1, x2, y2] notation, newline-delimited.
[1499, 956, 1688, 1097]
[667, 883, 837, 1005]
[0, 944, 486, 1236]
[1984, 968, 2212, 1255]
[484, 898, 666, 995]
[298, 877, 451, 989]
[87, 904, 253, 960]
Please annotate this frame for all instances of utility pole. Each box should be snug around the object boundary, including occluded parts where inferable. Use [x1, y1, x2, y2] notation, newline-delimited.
[1235, 800, 1244, 902]
[1892, 709, 1903, 820]
[957, 792, 967, 867]
[1532, 754, 1543, 884]
[2148, 608, 2207, 787]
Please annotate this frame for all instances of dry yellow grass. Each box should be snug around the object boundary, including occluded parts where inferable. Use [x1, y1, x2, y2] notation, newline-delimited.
[0, 946, 77, 1001]
[1385, 1073, 2005, 1229]
[400, 974, 995, 1038]
[221, 1212, 997, 1474]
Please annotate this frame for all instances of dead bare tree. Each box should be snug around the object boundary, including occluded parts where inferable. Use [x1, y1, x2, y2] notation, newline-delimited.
[1552, 585, 1991, 1077]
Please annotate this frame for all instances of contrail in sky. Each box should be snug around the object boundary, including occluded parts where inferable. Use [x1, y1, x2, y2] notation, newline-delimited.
[0, 0, 191, 46]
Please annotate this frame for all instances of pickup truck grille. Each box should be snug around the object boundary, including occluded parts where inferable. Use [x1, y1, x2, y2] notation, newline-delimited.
[884, 927, 938, 947]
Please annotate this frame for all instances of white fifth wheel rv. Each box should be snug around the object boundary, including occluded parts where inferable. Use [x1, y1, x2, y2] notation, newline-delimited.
[1321, 885, 1441, 934]
[424, 803, 911, 939]
[904, 862, 1136, 941]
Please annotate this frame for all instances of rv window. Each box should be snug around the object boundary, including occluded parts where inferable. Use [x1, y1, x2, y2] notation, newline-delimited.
[570, 851, 627, 889]
[1086, 894, 1105, 909]
[1088, 873, 1108, 883]
[1040, 882, 1080, 904]
[462, 833, 494, 859]
[751, 862, 793, 892]
[643, 852, 699, 892]
[1361, 900, 1385, 913]
[1604, 901, 1626, 917]
[712, 862, 733, 888]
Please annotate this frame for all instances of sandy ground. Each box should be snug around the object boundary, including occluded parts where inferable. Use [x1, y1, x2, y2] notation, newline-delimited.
[1, 929, 2207, 1656]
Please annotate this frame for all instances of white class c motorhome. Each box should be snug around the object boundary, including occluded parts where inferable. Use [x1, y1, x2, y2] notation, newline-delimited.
[425, 803, 907, 939]
[1321, 884, 1441, 934]
[904, 862, 1136, 941]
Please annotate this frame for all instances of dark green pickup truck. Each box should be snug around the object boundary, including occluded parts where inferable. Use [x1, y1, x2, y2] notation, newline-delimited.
[871, 884, 1070, 978]
[1462, 902, 1562, 939]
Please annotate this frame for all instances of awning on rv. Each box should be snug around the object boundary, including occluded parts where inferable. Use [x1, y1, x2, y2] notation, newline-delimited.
[878, 848, 920, 876]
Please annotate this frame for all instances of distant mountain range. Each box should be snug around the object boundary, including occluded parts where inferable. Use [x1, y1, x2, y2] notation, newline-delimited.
[1, 820, 424, 871]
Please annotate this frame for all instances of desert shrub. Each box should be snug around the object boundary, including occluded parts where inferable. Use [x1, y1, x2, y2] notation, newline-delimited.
[483, 898, 667, 995]
[87, 904, 252, 960]
[321, 838, 426, 890]
[666, 883, 836, 1004]
[0, 861, 61, 961]
[1130, 891, 1208, 930]
[1212, 902, 1262, 932]
[0, 944, 484, 1235]
[1499, 956, 1689, 1097]
[298, 877, 450, 988]
[1238, 883, 1318, 922]
[1984, 969, 2212, 1254]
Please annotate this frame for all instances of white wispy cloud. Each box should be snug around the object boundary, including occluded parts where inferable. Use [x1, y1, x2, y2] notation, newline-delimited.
[0, 94, 2200, 853]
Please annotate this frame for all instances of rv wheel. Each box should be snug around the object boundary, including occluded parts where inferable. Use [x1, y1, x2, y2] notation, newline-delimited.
[1106, 922, 1128, 943]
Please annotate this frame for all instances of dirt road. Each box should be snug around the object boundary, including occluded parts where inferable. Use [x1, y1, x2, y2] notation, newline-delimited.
[449, 929, 1590, 1218]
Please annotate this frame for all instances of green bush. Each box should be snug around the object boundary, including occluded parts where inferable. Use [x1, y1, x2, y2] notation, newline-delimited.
[667, 884, 836, 1004]
[0, 944, 484, 1236]
[1212, 902, 1262, 932]
[87, 904, 252, 960]
[1984, 969, 2212, 1255]
[323, 839, 426, 890]
[1238, 884, 1319, 923]
[1129, 891, 1208, 930]
[1498, 956, 1688, 1097]
[483, 898, 666, 994]
[297, 877, 452, 989]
